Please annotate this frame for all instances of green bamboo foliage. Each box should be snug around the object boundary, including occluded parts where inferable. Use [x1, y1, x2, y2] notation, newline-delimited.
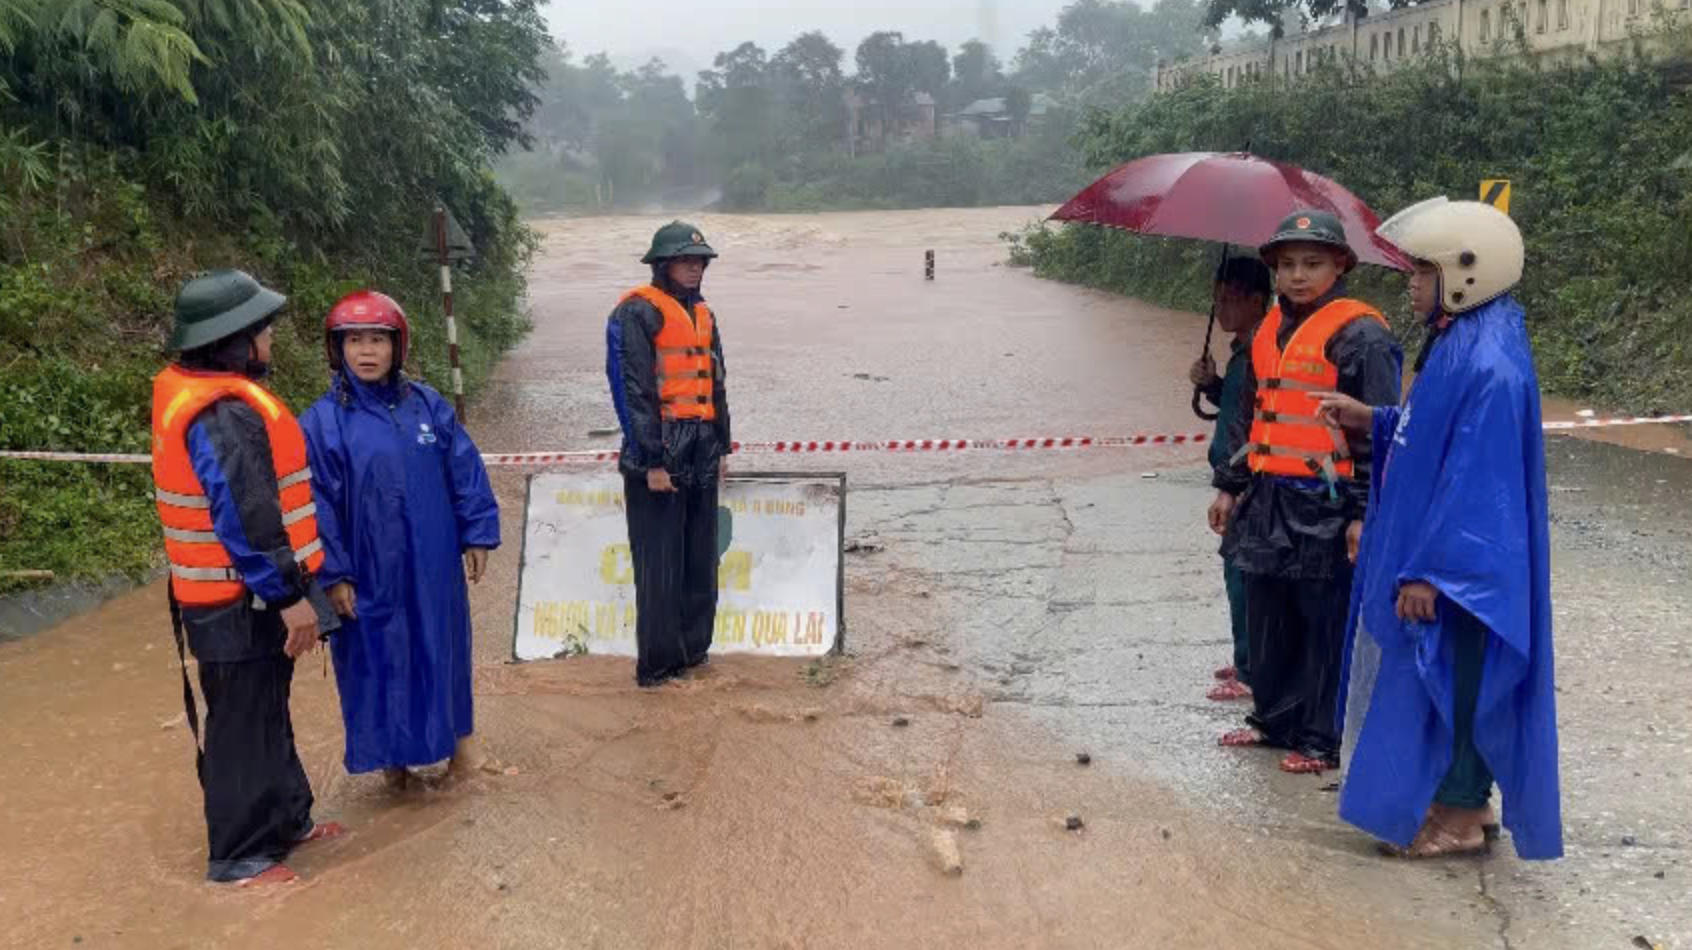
[0, 2, 548, 582]
[34, 1, 207, 102]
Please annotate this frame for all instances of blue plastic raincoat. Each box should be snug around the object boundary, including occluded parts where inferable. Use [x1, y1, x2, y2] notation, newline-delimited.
[301, 373, 500, 773]
[1337, 295, 1562, 859]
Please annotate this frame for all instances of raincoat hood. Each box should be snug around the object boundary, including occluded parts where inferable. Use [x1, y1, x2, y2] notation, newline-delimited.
[333, 367, 407, 409]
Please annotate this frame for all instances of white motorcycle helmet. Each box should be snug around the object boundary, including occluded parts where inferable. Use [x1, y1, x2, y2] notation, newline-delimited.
[1376, 197, 1524, 313]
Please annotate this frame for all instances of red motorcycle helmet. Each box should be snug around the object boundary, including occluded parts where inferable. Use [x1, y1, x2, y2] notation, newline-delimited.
[325, 290, 410, 372]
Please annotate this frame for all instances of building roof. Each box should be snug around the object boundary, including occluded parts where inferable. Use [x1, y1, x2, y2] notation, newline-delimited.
[956, 93, 1054, 118]
[845, 88, 940, 108]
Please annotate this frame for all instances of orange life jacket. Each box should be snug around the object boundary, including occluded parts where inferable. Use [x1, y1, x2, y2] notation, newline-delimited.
[150, 364, 324, 607]
[623, 285, 717, 422]
[1246, 299, 1387, 482]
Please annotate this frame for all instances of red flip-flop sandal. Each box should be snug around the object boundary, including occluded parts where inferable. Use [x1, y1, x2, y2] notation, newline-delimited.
[1279, 752, 1333, 774]
[1219, 727, 1266, 747]
[1207, 679, 1253, 702]
[1214, 664, 1238, 681]
[297, 821, 347, 846]
[237, 865, 299, 888]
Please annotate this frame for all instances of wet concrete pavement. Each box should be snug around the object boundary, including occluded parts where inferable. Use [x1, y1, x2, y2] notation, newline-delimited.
[850, 446, 1692, 950]
[2, 207, 1689, 948]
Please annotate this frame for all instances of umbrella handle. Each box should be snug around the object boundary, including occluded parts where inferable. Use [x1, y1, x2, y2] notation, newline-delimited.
[1192, 387, 1219, 422]
[1191, 243, 1233, 423]
[1192, 305, 1220, 422]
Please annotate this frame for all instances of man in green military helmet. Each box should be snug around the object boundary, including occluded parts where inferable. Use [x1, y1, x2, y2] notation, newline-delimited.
[1213, 211, 1404, 775]
[640, 221, 721, 266]
[152, 269, 345, 885]
[606, 222, 734, 687]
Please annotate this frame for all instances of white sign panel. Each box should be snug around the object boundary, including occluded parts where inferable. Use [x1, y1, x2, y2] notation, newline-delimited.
[514, 472, 844, 662]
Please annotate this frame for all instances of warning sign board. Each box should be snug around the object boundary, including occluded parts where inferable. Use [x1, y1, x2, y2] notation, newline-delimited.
[1481, 179, 1511, 214]
[512, 472, 845, 662]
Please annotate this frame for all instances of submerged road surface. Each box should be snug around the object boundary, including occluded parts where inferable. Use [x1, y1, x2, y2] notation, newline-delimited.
[1, 207, 1687, 949]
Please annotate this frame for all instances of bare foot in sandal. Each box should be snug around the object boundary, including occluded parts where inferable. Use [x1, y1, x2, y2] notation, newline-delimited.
[297, 821, 347, 847]
[1429, 804, 1493, 852]
[236, 865, 298, 888]
[1208, 679, 1253, 702]
[444, 735, 490, 784]
[1279, 751, 1335, 774]
[1219, 727, 1266, 747]
[1385, 805, 1492, 859]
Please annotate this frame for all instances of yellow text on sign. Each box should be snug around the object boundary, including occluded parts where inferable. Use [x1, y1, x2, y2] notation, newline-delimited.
[528, 601, 829, 649]
[555, 489, 624, 508]
[721, 497, 810, 517]
[1480, 179, 1511, 215]
[597, 544, 752, 591]
[711, 608, 830, 648]
[530, 599, 637, 642]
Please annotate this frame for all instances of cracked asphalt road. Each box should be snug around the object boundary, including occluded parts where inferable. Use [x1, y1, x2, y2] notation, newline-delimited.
[849, 447, 1692, 949]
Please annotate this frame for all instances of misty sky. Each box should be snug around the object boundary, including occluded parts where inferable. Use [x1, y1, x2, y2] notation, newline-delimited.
[545, 0, 1076, 75]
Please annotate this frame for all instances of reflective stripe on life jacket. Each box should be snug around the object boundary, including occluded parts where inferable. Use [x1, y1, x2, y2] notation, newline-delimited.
[150, 364, 325, 607]
[1246, 299, 1386, 482]
[622, 285, 717, 422]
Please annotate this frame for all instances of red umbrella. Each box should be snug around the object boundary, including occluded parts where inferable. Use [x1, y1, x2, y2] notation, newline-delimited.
[1050, 151, 1410, 419]
[1050, 151, 1411, 270]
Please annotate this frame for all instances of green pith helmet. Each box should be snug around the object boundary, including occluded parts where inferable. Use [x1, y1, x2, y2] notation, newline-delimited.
[1260, 209, 1357, 271]
[641, 221, 718, 265]
[168, 269, 288, 352]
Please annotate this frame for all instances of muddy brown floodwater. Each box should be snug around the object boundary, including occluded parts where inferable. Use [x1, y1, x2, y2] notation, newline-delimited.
[2, 207, 1688, 949]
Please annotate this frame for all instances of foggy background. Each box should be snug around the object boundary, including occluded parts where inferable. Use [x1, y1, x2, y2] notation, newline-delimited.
[547, 0, 1064, 79]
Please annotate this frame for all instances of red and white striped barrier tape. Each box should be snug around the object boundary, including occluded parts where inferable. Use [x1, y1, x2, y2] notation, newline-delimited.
[1541, 413, 1692, 431]
[4, 414, 1689, 467]
[0, 433, 1210, 468]
[481, 433, 1210, 466]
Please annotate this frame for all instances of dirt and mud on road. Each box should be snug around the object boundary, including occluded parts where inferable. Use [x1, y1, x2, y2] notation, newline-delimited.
[2, 208, 1689, 949]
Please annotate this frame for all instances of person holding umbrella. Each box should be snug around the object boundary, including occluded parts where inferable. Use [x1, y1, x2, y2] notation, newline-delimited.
[1191, 256, 1275, 702]
[1212, 211, 1403, 774]
[1048, 154, 1410, 756]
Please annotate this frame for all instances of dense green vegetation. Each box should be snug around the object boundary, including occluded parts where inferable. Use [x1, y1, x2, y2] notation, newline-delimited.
[758, 128, 1090, 213]
[1, 1, 548, 587]
[1013, 36, 1692, 409]
[495, 0, 1211, 215]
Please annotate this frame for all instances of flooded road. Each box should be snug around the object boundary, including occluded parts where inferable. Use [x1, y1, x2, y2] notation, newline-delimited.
[479, 207, 1209, 485]
[2, 207, 1689, 949]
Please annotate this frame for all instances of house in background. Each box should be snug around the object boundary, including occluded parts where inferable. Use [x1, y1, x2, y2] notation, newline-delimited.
[843, 89, 939, 155]
[945, 93, 1056, 138]
[1156, 0, 1692, 91]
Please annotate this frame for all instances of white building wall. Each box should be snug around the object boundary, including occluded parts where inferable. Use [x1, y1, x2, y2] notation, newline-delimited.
[1155, 0, 1690, 92]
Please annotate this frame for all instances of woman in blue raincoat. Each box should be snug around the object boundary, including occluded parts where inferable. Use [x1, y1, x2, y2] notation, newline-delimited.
[1318, 199, 1561, 860]
[301, 291, 501, 789]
